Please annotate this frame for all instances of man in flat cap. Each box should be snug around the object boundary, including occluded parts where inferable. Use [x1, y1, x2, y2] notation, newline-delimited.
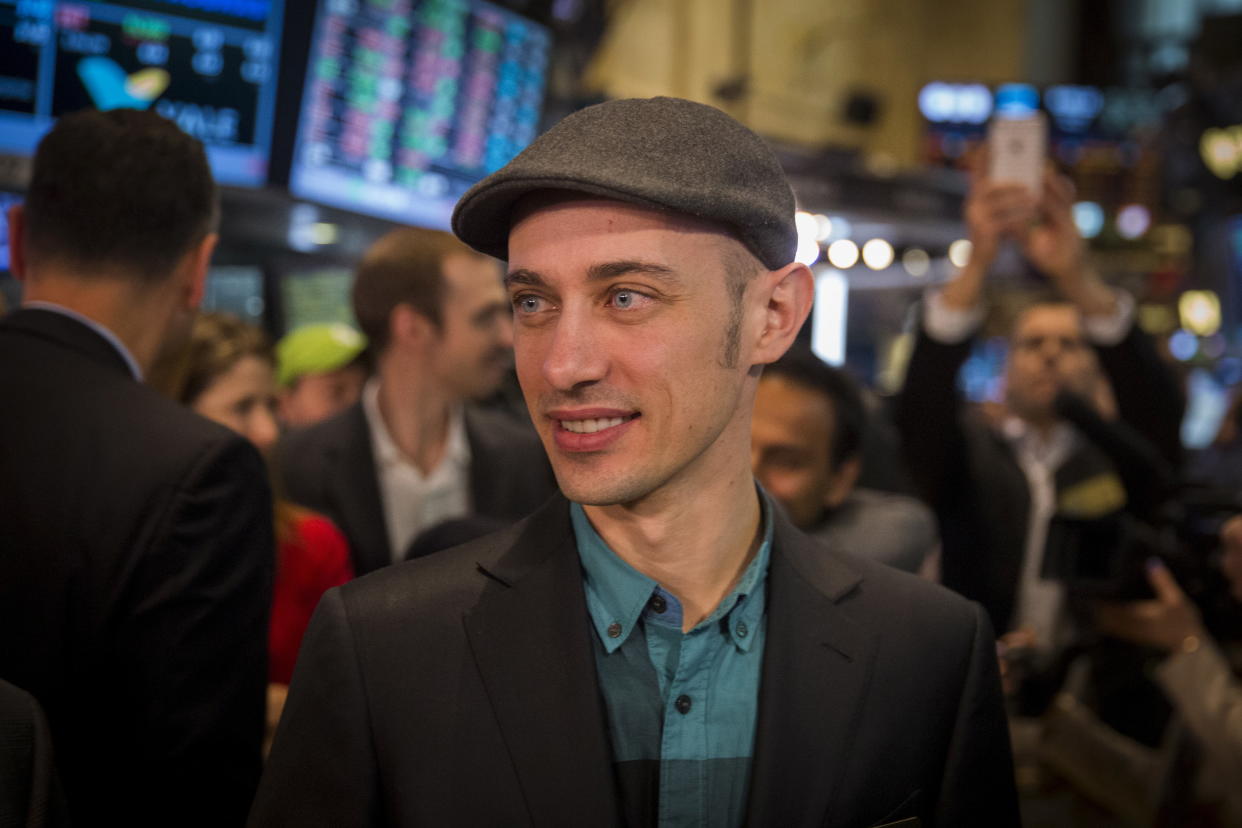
[252, 97, 1018, 827]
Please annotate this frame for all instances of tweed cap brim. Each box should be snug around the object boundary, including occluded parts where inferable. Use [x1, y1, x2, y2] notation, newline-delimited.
[451, 97, 797, 270]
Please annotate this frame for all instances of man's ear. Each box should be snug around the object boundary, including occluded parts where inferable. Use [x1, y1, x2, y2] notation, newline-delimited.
[181, 233, 217, 310]
[8, 204, 26, 281]
[388, 303, 436, 350]
[823, 454, 862, 510]
[750, 262, 814, 366]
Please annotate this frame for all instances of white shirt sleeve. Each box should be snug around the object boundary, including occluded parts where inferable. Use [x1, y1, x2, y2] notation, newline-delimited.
[922, 290, 985, 345]
[1081, 289, 1134, 347]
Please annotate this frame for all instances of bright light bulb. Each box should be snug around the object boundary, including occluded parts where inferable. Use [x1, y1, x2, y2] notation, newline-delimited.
[795, 211, 821, 266]
[1116, 204, 1151, 240]
[813, 214, 833, 242]
[948, 239, 973, 269]
[902, 248, 930, 277]
[861, 239, 895, 271]
[1179, 290, 1221, 337]
[826, 239, 860, 269]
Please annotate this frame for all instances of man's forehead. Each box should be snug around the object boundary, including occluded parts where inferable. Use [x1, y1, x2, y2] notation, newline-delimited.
[509, 190, 740, 246]
[1012, 303, 1084, 338]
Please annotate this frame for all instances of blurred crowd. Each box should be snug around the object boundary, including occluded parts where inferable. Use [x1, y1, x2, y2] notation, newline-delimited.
[2, 106, 1241, 828]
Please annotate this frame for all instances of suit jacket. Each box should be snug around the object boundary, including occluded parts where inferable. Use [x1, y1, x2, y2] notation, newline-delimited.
[277, 400, 557, 575]
[894, 320, 1185, 633]
[807, 487, 939, 574]
[0, 308, 274, 827]
[250, 494, 1019, 827]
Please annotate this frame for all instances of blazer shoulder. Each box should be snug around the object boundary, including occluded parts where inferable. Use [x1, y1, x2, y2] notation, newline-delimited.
[781, 520, 980, 631]
[338, 519, 524, 625]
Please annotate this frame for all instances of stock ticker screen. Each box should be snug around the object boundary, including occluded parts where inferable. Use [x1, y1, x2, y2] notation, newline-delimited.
[290, 0, 550, 230]
[0, 0, 284, 187]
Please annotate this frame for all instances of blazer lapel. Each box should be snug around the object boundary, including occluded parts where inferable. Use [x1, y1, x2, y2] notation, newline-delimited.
[329, 403, 392, 575]
[463, 495, 622, 827]
[746, 515, 879, 828]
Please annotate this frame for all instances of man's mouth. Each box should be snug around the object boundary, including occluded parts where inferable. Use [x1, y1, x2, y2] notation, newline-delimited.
[546, 410, 641, 449]
[559, 416, 632, 434]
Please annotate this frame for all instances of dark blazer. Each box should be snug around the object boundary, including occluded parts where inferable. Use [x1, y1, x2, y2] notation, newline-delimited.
[250, 494, 1019, 827]
[277, 400, 557, 575]
[895, 321, 1185, 633]
[0, 309, 274, 827]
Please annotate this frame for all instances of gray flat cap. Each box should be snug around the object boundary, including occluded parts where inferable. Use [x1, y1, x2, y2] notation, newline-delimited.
[451, 96, 796, 270]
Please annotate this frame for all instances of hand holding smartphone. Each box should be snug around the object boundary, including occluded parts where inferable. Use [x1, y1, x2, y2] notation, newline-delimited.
[986, 111, 1047, 196]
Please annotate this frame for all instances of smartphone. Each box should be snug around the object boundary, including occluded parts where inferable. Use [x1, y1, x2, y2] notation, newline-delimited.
[987, 111, 1047, 196]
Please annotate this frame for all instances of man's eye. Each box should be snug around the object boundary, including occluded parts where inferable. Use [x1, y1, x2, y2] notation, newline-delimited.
[514, 295, 543, 314]
[609, 289, 649, 310]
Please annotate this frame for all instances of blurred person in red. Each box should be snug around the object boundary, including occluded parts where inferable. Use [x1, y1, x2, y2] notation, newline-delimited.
[895, 162, 1184, 729]
[275, 322, 369, 428]
[276, 227, 556, 576]
[0, 109, 272, 826]
[161, 312, 354, 748]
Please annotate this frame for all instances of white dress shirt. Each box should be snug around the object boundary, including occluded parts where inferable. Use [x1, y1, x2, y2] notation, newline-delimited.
[362, 379, 472, 563]
[921, 289, 1134, 644]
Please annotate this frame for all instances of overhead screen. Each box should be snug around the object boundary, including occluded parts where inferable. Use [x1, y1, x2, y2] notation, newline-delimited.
[290, 0, 550, 230]
[0, 0, 285, 187]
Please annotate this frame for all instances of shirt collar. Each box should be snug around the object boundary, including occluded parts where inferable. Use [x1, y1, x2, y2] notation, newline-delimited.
[573, 489, 774, 654]
[1001, 415, 1077, 467]
[23, 301, 143, 381]
[362, 377, 470, 472]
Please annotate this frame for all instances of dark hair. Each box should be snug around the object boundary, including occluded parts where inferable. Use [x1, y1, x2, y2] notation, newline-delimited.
[22, 108, 218, 282]
[352, 226, 486, 354]
[763, 346, 866, 469]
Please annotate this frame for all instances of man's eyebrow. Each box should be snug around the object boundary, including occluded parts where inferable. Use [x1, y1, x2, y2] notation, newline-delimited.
[504, 269, 544, 289]
[587, 261, 682, 286]
[504, 261, 684, 289]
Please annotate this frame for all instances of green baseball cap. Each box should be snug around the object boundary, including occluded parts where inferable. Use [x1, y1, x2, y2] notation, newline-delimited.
[276, 323, 368, 388]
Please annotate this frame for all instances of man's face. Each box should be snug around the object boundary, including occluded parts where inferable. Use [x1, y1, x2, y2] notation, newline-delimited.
[751, 375, 841, 529]
[506, 198, 758, 506]
[278, 362, 367, 428]
[432, 252, 513, 400]
[1004, 304, 1095, 422]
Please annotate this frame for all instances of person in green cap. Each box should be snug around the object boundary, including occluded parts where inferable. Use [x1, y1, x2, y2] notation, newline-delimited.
[275, 322, 370, 428]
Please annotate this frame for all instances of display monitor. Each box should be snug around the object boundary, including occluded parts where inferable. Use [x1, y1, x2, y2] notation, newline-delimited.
[289, 0, 550, 230]
[279, 266, 355, 334]
[204, 265, 265, 326]
[0, 189, 22, 273]
[0, 0, 285, 187]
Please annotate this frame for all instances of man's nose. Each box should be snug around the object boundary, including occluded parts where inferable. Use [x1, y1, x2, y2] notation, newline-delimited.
[541, 306, 606, 391]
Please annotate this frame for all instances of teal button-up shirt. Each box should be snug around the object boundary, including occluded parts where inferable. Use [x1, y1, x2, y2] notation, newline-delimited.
[572, 496, 773, 828]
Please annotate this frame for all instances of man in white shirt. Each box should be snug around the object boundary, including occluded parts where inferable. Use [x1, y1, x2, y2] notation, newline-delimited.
[894, 166, 1184, 727]
[278, 227, 556, 575]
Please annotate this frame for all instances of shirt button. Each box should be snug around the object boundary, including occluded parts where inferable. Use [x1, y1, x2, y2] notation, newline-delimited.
[607, 622, 622, 638]
[674, 694, 692, 715]
[649, 594, 667, 614]
[736, 622, 749, 638]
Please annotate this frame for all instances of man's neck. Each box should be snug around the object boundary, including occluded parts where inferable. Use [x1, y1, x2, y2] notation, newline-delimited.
[22, 273, 173, 376]
[375, 357, 459, 475]
[583, 455, 762, 633]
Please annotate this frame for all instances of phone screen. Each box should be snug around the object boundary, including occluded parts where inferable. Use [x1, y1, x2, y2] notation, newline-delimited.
[987, 112, 1047, 196]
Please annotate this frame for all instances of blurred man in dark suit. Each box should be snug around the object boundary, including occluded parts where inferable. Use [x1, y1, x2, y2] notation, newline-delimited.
[0, 109, 273, 826]
[752, 346, 938, 574]
[277, 227, 555, 575]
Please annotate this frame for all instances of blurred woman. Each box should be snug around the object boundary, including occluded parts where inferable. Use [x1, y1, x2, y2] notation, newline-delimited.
[161, 312, 354, 748]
